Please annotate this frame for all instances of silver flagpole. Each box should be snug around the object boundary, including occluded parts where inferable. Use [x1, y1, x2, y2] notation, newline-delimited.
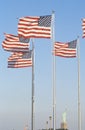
[31, 38, 35, 130]
[77, 36, 81, 130]
[52, 11, 56, 130]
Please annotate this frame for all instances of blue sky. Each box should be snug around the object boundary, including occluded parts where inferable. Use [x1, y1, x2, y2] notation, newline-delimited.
[0, 1, 85, 130]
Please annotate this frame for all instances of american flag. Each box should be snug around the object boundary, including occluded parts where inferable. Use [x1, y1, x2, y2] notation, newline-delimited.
[82, 18, 85, 38]
[2, 33, 30, 52]
[18, 15, 52, 39]
[8, 51, 32, 68]
[53, 40, 77, 58]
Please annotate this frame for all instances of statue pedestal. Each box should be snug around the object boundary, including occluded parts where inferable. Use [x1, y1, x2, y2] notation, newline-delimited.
[61, 122, 67, 129]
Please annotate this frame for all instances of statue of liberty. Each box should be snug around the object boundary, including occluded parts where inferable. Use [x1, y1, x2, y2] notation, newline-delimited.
[62, 109, 67, 123]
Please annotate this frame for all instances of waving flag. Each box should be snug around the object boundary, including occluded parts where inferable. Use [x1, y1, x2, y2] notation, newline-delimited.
[53, 40, 77, 58]
[2, 33, 30, 52]
[82, 18, 85, 38]
[18, 15, 52, 39]
[8, 51, 32, 68]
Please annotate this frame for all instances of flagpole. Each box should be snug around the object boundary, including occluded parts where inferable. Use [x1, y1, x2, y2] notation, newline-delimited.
[77, 36, 81, 130]
[52, 11, 56, 130]
[31, 38, 35, 130]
